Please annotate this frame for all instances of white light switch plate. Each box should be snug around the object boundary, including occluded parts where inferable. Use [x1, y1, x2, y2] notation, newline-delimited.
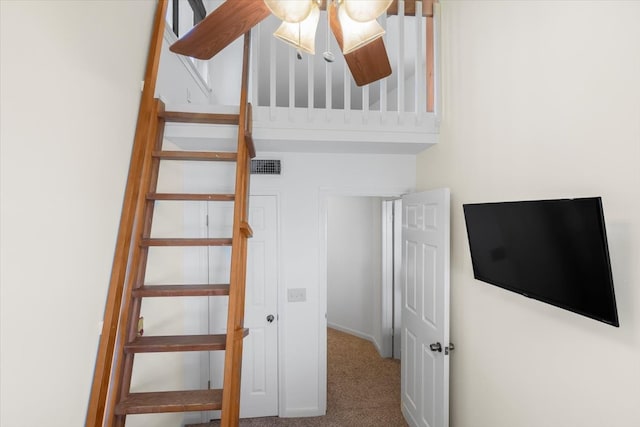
[287, 288, 306, 302]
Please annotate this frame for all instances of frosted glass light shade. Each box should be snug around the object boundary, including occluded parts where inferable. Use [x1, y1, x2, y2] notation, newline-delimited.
[338, 7, 385, 54]
[264, 0, 314, 23]
[343, 0, 393, 22]
[273, 3, 320, 54]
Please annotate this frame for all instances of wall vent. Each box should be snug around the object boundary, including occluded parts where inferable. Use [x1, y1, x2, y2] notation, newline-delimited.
[251, 159, 281, 175]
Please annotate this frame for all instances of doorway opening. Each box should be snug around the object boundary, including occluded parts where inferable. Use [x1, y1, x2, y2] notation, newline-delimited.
[326, 195, 401, 357]
[324, 195, 404, 422]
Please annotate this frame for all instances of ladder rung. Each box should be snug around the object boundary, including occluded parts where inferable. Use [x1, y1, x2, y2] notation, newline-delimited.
[132, 284, 230, 297]
[153, 150, 237, 162]
[160, 111, 239, 125]
[141, 238, 232, 247]
[124, 334, 227, 353]
[147, 193, 235, 201]
[115, 389, 222, 415]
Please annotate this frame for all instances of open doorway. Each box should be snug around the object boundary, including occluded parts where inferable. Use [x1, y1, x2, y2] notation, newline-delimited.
[324, 195, 405, 423]
[326, 196, 401, 358]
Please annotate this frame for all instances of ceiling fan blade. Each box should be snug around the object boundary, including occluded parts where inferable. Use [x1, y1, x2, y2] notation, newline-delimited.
[329, 3, 392, 87]
[170, 0, 271, 60]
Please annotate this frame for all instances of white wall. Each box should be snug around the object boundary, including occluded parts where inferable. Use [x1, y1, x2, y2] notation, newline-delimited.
[250, 152, 415, 416]
[208, 36, 245, 106]
[417, 1, 640, 426]
[327, 196, 383, 348]
[156, 29, 213, 105]
[0, 1, 155, 426]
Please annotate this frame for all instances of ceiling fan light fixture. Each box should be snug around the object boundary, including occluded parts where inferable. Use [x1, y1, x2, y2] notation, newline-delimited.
[343, 0, 393, 22]
[273, 3, 320, 55]
[264, 0, 314, 23]
[338, 6, 385, 54]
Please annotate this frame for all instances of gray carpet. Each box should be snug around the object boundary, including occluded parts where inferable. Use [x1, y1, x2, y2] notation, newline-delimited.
[191, 328, 407, 426]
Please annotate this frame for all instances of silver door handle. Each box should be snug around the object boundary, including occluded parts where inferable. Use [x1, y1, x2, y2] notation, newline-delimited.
[429, 342, 442, 352]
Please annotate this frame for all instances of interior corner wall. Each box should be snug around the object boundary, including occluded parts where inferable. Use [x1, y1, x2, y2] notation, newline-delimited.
[416, 1, 640, 426]
[370, 197, 384, 354]
[0, 1, 156, 426]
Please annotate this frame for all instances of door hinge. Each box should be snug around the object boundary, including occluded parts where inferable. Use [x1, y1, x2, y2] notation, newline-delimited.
[445, 342, 455, 355]
[206, 214, 209, 226]
[207, 380, 211, 390]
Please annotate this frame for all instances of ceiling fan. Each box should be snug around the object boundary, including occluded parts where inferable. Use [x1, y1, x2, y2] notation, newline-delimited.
[170, 0, 393, 86]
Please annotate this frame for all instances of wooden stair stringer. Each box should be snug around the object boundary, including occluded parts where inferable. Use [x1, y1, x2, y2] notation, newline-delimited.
[111, 98, 168, 427]
[220, 32, 254, 427]
[88, 10, 255, 427]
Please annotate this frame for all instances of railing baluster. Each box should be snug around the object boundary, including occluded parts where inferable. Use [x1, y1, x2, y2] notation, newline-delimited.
[326, 47, 332, 121]
[308, 47, 314, 120]
[415, 0, 425, 120]
[251, 25, 260, 107]
[397, 0, 405, 122]
[380, 12, 388, 121]
[344, 56, 350, 122]
[432, 1, 440, 116]
[289, 44, 295, 119]
[363, 81, 369, 124]
[269, 33, 276, 120]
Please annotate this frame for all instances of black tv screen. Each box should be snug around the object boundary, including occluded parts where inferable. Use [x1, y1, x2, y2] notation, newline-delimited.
[463, 197, 619, 327]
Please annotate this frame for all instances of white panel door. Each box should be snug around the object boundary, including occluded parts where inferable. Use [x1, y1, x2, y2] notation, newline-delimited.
[401, 189, 450, 427]
[208, 195, 279, 418]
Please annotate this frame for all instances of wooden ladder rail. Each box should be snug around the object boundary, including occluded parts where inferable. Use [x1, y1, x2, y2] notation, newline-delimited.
[221, 31, 255, 427]
[111, 98, 166, 427]
[85, 1, 167, 426]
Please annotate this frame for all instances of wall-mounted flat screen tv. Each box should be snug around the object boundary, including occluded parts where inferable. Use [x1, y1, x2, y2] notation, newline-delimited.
[463, 197, 619, 327]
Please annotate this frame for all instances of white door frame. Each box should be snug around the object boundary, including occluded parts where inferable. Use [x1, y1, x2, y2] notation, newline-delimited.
[382, 199, 405, 359]
[318, 187, 411, 414]
[393, 199, 403, 359]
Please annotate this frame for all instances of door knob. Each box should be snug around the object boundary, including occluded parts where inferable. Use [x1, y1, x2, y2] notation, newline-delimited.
[266, 314, 275, 323]
[429, 342, 442, 352]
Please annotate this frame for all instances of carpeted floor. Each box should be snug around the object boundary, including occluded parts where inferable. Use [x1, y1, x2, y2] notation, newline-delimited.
[192, 328, 407, 426]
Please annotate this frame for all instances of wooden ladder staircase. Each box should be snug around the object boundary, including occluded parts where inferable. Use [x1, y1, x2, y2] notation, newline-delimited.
[86, 2, 256, 425]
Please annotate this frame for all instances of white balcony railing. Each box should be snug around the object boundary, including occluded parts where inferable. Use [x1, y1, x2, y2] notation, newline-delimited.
[249, 0, 440, 153]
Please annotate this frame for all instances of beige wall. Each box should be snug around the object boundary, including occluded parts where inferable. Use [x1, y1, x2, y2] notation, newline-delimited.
[0, 1, 155, 426]
[416, 1, 640, 426]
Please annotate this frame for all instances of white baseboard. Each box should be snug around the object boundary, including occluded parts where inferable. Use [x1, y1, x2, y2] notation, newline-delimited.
[327, 322, 373, 342]
[327, 322, 386, 358]
[372, 336, 384, 356]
